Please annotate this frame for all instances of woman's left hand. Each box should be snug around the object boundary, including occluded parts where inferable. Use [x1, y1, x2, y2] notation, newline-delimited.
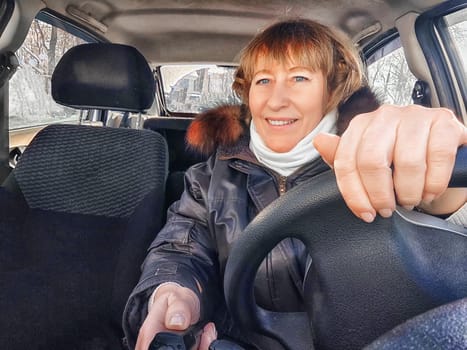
[313, 104, 467, 223]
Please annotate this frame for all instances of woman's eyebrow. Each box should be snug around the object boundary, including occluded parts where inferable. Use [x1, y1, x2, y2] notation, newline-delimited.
[288, 66, 314, 73]
[252, 69, 271, 75]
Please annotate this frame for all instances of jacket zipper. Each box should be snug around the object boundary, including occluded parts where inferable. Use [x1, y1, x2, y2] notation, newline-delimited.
[230, 159, 292, 197]
[279, 175, 287, 196]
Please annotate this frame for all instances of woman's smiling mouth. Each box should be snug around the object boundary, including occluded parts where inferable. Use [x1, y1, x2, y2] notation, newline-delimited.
[267, 119, 298, 126]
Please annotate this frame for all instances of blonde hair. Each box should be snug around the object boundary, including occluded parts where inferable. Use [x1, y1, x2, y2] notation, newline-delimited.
[233, 18, 364, 113]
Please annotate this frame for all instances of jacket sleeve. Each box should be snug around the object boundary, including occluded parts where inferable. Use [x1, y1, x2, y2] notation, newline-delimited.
[122, 158, 221, 349]
[447, 202, 467, 227]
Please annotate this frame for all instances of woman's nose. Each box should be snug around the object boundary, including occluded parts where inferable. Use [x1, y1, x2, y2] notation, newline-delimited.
[266, 82, 289, 110]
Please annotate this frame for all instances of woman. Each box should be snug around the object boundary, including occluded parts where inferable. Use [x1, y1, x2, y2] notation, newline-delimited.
[124, 19, 467, 350]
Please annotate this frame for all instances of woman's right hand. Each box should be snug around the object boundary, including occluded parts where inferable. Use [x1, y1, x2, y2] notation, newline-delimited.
[135, 283, 217, 350]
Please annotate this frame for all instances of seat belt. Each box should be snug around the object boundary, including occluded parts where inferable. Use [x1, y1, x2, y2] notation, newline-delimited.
[0, 52, 19, 182]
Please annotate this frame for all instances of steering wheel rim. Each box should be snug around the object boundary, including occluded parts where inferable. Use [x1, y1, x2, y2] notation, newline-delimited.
[363, 297, 467, 349]
[224, 146, 467, 350]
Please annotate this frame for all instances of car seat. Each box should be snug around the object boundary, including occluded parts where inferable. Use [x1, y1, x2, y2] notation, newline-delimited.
[0, 43, 168, 350]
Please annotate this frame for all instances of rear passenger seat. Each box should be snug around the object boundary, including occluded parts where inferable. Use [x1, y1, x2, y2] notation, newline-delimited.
[0, 43, 168, 350]
[144, 116, 208, 208]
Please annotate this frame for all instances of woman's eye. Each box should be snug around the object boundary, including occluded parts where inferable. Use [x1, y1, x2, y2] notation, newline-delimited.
[294, 76, 308, 82]
[256, 78, 270, 85]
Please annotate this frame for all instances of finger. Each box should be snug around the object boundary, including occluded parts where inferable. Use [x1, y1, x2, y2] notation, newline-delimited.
[392, 108, 431, 209]
[333, 113, 376, 222]
[135, 294, 170, 350]
[423, 111, 463, 202]
[164, 291, 198, 330]
[198, 322, 217, 350]
[355, 105, 403, 217]
[313, 132, 340, 168]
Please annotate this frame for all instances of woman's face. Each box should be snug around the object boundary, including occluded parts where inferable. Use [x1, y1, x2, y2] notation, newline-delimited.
[248, 56, 328, 153]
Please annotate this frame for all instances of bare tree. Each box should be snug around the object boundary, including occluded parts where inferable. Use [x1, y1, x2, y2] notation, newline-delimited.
[10, 19, 84, 128]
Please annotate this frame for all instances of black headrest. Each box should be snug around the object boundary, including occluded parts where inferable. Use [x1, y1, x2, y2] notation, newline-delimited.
[51, 43, 155, 112]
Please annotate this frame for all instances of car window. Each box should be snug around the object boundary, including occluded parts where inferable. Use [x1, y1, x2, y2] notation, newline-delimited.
[441, 8, 467, 109]
[9, 17, 87, 130]
[366, 36, 417, 106]
[160, 64, 240, 114]
[445, 11, 467, 76]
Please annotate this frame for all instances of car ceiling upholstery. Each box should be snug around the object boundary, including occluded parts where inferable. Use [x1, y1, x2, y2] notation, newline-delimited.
[6, 0, 446, 64]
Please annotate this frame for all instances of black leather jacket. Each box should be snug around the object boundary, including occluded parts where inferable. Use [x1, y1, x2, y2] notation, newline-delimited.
[123, 134, 329, 349]
[123, 87, 382, 349]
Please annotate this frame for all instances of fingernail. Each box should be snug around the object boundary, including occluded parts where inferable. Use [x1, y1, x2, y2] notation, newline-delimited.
[169, 313, 185, 327]
[379, 209, 393, 218]
[402, 205, 414, 211]
[360, 212, 375, 223]
[208, 323, 217, 338]
[422, 193, 436, 204]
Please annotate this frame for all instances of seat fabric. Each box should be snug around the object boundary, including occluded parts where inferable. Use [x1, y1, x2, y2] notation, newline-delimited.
[0, 124, 168, 349]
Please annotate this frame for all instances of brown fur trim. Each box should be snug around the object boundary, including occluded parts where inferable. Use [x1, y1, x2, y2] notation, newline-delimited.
[186, 105, 249, 155]
[186, 86, 380, 155]
[337, 86, 381, 135]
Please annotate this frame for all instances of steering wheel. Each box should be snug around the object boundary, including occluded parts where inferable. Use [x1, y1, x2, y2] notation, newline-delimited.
[364, 297, 467, 349]
[224, 146, 467, 350]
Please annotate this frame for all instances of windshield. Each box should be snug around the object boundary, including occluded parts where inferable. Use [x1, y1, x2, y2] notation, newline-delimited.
[160, 64, 240, 114]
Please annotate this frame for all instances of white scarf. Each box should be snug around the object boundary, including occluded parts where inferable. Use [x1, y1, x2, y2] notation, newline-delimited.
[249, 109, 337, 176]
